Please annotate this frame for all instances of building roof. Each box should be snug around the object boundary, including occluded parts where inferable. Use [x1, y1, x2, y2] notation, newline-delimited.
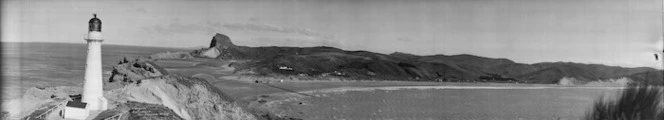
[88, 14, 102, 24]
[88, 14, 102, 32]
[69, 94, 82, 101]
[66, 101, 87, 108]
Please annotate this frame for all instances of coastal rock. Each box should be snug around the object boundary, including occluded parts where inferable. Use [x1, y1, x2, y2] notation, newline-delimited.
[108, 59, 166, 85]
[190, 33, 239, 59]
[197, 47, 220, 58]
[210, 33, 236, 49]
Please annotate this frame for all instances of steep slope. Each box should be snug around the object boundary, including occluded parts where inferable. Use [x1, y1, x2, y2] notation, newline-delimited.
[110, 75, 255, 120]
[104, 59, 257, 120]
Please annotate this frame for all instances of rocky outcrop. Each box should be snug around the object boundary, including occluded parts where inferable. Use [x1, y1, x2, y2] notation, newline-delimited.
[109, 58, 166, 85]
[197, 47, 220, 58]
[209, 33, 237, 49]
[187, 33, 235, 59]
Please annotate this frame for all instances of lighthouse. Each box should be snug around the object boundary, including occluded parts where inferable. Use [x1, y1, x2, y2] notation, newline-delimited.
[81, 14, 108, 111]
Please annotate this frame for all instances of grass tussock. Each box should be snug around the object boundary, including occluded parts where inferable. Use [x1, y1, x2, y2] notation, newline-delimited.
[585, 84, 663, 120]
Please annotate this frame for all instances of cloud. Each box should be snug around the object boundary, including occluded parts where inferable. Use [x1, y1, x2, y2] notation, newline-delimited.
[248, 37, 341, 47]
[135, 8, 147, 13]
[222, 23, 324, 37]
[397, 37, 413, 42]
[141, 22, 217, 34]
[137, 21, 340, 48]
[248, 18, 259, 22]
[217, 22, 339, 48]
[140, 22, 332, 38]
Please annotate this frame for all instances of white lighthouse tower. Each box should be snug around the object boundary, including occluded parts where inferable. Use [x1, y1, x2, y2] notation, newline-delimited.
[82, 14, 108, 111]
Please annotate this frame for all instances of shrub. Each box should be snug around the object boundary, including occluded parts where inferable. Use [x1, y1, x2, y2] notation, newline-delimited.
[585, 84, 663, 120]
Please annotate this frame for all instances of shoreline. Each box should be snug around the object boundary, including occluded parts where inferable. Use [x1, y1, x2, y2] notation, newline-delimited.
[277, 84, 630, 96]
[248, 82, 633, 102]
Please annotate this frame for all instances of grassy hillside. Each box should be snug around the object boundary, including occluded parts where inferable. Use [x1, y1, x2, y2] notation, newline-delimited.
[189, 33, 659, 83]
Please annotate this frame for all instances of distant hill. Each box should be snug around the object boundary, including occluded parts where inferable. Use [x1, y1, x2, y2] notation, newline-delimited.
[626, 70, 664, 85]
[186, 33, 660, 84]
[482, 62, 656, 84]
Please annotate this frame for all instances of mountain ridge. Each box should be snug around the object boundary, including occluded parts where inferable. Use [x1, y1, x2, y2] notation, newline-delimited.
[181, 33, 661, 84]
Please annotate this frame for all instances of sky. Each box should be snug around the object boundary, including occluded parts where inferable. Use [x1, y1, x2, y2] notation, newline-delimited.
[2, 0, 663, 69]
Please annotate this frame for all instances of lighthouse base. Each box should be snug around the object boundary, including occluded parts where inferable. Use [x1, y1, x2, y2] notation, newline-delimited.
[84, 96, 108, 111]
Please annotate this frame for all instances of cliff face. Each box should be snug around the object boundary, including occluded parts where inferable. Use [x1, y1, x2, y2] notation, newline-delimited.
[112, 75, 255, 120]
[209, 33, 237, 49]
[105, 59, 256, 120]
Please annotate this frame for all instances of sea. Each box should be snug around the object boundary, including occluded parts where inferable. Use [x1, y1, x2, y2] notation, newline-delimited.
[282, 87, 622, 119]
[1, 42, 189, 100]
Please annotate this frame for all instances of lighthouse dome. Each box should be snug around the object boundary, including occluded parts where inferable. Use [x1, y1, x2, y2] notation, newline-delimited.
[88, 14, 102, 32]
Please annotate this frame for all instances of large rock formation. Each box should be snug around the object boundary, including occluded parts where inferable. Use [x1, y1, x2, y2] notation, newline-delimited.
[209, 33, 237, 49]
[188, 33, 235, 59]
